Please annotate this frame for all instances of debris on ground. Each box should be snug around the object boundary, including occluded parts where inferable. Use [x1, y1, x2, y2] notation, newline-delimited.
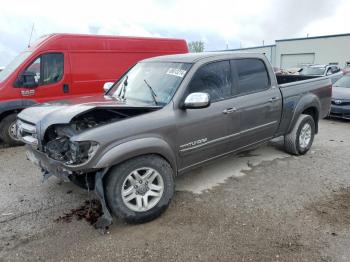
[54, 199, 103, 225]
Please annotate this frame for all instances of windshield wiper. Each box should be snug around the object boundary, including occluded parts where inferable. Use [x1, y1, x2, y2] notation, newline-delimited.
[116, 76, 128, 100]
[144, 79, 159, 105]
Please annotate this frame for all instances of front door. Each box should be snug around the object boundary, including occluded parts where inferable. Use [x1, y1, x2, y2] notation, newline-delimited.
[175, 60, 240, 171]
[19, 52, 70, 103]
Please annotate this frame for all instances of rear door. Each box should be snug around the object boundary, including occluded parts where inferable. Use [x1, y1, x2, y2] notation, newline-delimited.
[176, 60, 240, 170]
[231, 58, 282, 146]
[19, 52, 71, 103]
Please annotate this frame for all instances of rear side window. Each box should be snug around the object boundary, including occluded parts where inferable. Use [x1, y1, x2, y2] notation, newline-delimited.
[187, 61, 232, 102]
[232, 59, 270, 95]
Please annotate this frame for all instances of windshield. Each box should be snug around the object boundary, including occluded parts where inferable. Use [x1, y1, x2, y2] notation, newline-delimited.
[0, 51, 32, 82]
[299, 67, 326, 76]
[334, 76, 350, 88]
[108, 62, 191, 106]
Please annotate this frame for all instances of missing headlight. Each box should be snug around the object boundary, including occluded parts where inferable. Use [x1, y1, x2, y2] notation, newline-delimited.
[66, 141, 99, 166]
[45, 138, 99, 166]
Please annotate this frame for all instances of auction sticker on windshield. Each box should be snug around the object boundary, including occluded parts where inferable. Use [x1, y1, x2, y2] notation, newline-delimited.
[166, 68, 187, 78]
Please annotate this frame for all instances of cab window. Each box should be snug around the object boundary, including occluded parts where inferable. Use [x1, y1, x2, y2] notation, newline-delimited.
[231, 58, 270, 95]
[23, 53, 64, 85]
[187, 61, 232, 102]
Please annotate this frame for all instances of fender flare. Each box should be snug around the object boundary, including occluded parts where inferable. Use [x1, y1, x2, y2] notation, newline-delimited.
[94, 137, 177, 172]
[287, 93, 321, 134]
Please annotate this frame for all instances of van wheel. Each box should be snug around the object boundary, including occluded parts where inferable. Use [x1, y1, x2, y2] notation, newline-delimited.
[0, 113, 23, 146]
[105, 155, 174, 223]
[284, 114, 315, 155]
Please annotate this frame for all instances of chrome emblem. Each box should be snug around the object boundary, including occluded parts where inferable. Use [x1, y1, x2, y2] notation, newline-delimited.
[334, 99, 342, 105]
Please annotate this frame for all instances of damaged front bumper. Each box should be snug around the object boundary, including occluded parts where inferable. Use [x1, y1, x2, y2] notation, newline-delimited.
[25, 146, 113, 231]
[26, 145, 72, 182]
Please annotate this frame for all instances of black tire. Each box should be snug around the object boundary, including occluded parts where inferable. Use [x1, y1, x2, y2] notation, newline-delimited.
[0, 113, 23, 146]
[284, 114, 315, 155]
[105, 155, 174, 224]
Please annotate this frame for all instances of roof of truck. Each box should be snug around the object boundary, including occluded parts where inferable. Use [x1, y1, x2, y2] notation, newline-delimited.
[143, 52, 266, 63]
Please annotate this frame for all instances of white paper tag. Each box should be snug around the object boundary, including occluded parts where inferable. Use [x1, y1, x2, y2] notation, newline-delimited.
[166, 68, 187, 78]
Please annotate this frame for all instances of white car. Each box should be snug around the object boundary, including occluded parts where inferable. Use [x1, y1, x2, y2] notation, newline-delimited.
[299, 64, 343, 84]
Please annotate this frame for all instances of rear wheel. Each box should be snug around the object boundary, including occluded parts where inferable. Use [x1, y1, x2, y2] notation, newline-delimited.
[105, 155, 174, 223]
[284, 114, 315, 155]
[0, 113, 23, 146]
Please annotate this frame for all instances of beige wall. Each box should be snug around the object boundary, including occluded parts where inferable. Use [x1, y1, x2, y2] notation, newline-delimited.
[230, 35, 350, 69]
[276, 35, 350, 69]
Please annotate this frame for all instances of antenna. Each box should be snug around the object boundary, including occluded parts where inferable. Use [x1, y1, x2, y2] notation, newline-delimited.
[28, 23, 34, 48]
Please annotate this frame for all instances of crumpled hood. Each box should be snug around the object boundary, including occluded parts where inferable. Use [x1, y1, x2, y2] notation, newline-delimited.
[332, 86, 350, 100]
[18, 94, 159, 136]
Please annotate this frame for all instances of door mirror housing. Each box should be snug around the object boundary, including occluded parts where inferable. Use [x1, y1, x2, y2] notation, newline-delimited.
[16, 71, 38, 88]
[183, 92, 210, 109]
[103, 82, 114, 93]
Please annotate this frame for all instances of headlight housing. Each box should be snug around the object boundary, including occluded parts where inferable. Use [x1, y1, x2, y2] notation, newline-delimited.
[45, 137, 99, 166]
[65, 141, 99, 166]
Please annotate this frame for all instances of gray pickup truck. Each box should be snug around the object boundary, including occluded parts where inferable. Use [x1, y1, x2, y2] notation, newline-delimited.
[17, 52, 331, 229]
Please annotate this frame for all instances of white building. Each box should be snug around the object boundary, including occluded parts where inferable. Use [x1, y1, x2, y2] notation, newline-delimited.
[227, 33, 350, 69]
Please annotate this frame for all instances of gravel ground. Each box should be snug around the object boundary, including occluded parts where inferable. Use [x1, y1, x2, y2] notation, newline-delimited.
[1, 119, 350, 261]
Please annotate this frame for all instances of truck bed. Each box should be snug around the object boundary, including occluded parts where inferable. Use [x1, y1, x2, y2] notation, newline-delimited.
[276, 74, 318, 85]
[276, 74, 332, 136]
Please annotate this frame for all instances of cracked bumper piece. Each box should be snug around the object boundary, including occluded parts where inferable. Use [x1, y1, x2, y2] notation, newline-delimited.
[26, 145, 72, 182]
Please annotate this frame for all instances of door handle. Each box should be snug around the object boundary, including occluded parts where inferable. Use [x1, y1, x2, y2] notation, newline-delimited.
[223, 107, 237, 114]
[63, 84, 69, 93]
[269, 97, 280, 102]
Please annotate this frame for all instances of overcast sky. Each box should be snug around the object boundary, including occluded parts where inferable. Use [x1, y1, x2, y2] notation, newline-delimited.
[1, 0, 349, 65]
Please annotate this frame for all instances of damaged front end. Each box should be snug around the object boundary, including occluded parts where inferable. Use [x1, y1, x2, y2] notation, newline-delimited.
[44, 125, 99, 167]
[18, 106, 158, 231]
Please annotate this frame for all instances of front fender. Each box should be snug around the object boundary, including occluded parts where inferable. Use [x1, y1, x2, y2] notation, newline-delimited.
[287, 93, 321, 134]
[94, 137, 177, 172]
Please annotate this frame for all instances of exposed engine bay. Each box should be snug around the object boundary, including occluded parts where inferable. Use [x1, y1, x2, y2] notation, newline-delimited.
[43, 107, 156, 165]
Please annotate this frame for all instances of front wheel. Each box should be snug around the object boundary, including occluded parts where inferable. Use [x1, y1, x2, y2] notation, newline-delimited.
[105, 155, 174, 223]
[0, 113, 23, 146]
[284, 114, 315, 155]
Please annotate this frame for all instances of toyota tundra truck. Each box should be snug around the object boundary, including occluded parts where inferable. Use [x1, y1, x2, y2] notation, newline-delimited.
[17, 52, 332, 229]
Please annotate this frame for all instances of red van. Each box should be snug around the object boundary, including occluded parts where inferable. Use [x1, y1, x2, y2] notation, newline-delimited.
[0, 33, 188, 145]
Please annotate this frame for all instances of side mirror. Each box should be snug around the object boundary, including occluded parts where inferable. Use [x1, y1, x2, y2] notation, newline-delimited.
[183, 92, 210, 109]
[103, 82, 114, 93]
[16, 71, 38, 88]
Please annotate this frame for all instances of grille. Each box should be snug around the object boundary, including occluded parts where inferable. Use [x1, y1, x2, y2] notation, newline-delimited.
[331, 100, 350, 106]
[17, 120, 38, 147]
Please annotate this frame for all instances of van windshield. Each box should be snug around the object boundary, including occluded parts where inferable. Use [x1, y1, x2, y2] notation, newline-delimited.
[0, 51, 32, 82]
[108, 62, 191, 106]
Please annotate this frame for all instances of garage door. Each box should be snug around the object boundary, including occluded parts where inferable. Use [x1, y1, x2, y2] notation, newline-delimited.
[280, 53, 315, 69]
